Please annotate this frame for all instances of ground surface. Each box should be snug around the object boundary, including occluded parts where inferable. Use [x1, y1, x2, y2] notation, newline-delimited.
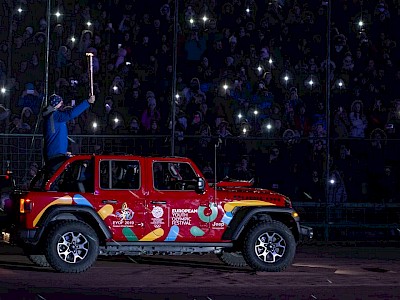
[0, 242, 399, 300]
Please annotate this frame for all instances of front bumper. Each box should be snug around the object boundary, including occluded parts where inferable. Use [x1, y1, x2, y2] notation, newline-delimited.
[299, 225, 313, 242]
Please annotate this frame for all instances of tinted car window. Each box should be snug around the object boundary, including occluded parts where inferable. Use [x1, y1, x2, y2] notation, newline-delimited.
[100, 160, 140, 190]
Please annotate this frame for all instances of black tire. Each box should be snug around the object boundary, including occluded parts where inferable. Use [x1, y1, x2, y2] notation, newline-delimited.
[242, 221, 296, 272]
[27, 254, 50, 267]
[217, 251, 247, 267]
[23, 246, 50, 267]
[44, 220, 99, 273]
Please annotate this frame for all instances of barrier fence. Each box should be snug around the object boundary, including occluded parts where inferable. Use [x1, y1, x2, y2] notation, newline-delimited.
[1, 133, 399, 242]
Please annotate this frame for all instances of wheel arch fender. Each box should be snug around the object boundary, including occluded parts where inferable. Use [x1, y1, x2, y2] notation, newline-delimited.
[222, 207, 300, 241]
[34, 205, 112, 244]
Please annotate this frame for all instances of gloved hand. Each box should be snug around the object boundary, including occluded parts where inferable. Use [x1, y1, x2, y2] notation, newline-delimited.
[88, 95, 95, 104]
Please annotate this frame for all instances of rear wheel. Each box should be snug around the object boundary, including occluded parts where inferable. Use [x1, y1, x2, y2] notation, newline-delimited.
[44, 220, 99, 273]
[28, 254, 50, 267]
[242, 221, 296, 272]
[23, 246, 50, 267]
[217, 251, 247, 267]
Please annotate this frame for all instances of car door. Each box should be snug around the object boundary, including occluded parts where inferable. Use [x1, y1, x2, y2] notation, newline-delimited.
[95, 158, 146, 241]
[146, 159, 213, 242]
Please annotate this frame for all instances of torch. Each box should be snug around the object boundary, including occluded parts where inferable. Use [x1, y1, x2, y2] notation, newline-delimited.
[86, 52, 94, 96]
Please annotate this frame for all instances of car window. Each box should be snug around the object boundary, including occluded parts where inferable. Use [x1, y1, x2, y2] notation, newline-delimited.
[153, 161, 197, 191]
[52, 159, 94, 193]
[100, 160, 140, 190]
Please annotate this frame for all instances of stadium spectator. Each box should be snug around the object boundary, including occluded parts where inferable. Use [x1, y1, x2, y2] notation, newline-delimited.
[349, 99, 368, 138]
[18, 83, 42, 115]
[141, 94, 161, 132]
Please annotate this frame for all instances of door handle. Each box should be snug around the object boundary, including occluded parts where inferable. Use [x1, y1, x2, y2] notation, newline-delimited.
[151, 201, 167, 205]
[102, 200, 118, 204]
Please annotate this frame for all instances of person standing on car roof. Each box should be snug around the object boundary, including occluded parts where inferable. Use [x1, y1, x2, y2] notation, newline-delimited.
[42, 93, 95, 180]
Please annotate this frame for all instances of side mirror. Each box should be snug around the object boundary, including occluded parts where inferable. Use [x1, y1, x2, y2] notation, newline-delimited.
[195, 177, 205, 194]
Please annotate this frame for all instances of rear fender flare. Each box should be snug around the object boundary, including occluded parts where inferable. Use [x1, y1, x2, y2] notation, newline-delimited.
[33, 205, 112, 244]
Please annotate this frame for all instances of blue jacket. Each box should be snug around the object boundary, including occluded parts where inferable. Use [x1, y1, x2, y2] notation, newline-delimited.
[43, 99, 90, 160]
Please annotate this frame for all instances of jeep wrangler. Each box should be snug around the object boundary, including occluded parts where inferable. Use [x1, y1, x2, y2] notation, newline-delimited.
[3, 154, 312, 273]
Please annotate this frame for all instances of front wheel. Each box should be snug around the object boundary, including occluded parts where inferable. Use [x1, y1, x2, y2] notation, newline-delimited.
[242, 221, 296, 272]
[44, 220, 99, 273]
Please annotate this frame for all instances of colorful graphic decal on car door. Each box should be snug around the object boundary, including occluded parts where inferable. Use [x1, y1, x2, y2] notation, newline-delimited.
[114, 202, 134, 225]
[98, 204, 114, 220]
[165, 225, 180, 241]
[102, 202, 163, 242]
[170, 207, 206, 238]
[150, 206, 165, 228]
[141, 228, 165, 241]
[198, 203, 218, 222]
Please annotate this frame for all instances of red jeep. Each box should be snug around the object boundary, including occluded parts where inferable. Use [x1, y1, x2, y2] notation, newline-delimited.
[3, 154, 312, 273]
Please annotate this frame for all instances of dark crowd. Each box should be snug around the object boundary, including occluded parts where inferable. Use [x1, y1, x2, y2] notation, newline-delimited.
[1, 0, 400, 206]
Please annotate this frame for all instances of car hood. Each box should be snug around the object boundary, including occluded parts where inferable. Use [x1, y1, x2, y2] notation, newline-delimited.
[213, 179, 290, 208]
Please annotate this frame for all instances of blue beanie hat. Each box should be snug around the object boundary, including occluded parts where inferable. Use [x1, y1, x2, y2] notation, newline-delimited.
[49, 94, 63, 107]
[26, 83, 34, 90]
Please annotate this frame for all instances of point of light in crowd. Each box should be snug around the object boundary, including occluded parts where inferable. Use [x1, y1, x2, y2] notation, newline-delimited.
[257, 66, 262, 72]
[268, 58, 273, 64]
[308, 79, 314, 86]
[1, 87, 6, 94]
[125, 61, 131, 65]
[254, 109, 258, 116]
[336, 79, 345, 89]
[189, 18, 194, 24]
[114, 117, 119, 123]
[71, 37, 76, 42]
[17, 7, 23, 13]
[284, 75, 289, 82]
[223, 84, 228, 90]
[330, 179, 335, 184]
[86, 21, 92, 27]
[246, 8, 250, 14]
[175, 94, 180, 99]
[113, 85, 118, 91]
[92, 122, 98, 129]
[55, 11, 61, 17]
[358, 20, 364, 27]
[202, 15, 208, 22]
[266, 124, 272, 130]
[242, 127, 247, 134]
[238, 113, 242, 119]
